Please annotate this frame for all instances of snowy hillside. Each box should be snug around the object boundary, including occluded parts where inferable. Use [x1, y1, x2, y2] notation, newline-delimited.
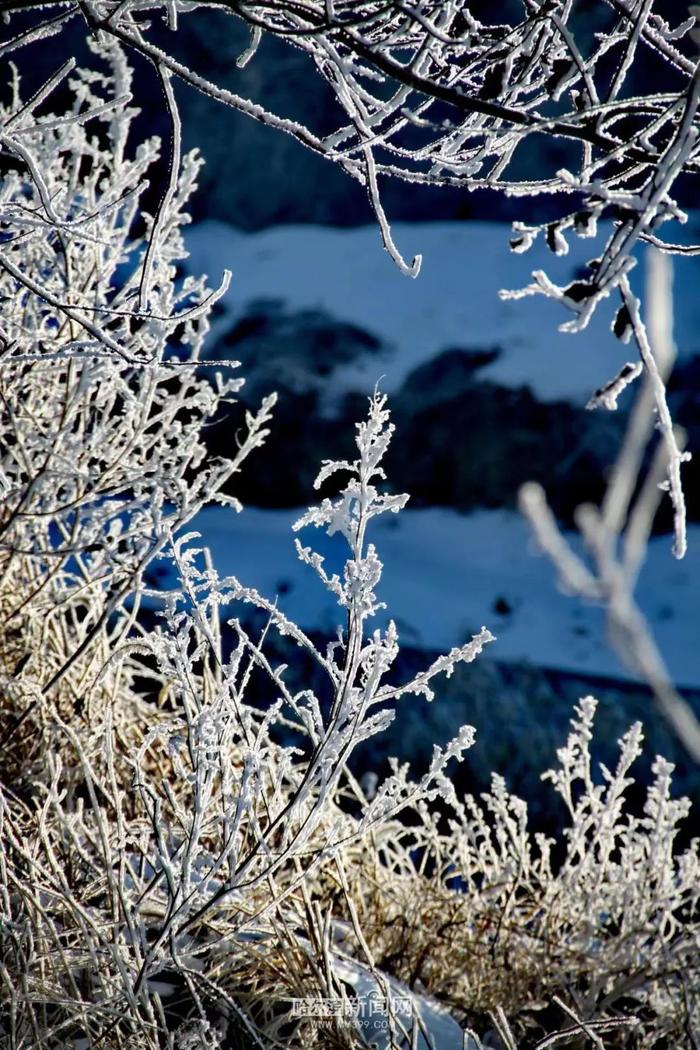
[183, 219, 700, 688]
[186, 218, 700, 406]
[180, 505, 700, 689]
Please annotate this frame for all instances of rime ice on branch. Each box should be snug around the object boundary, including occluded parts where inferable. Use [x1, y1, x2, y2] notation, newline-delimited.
[3, 0, 699, 552]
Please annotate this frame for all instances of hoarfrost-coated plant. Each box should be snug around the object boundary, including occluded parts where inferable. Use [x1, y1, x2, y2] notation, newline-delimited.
[1, 31, 700, 1050]
[126, 389, 492, 973]
[0, 40, 274, 776]
[340, 699, 700, 1044]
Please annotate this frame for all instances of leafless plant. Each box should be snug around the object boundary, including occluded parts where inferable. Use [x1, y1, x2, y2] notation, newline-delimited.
[343, 696, 700, 1045]
[520, 248, 700, 761]
[1, 21, 700, 1050]
[0, 39, 274, 774]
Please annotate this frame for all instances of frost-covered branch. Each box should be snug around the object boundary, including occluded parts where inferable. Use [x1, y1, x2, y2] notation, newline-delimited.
[3, 0, 700, 550]
[520, 249, 700, 761]
[1, 21, 699, 1050]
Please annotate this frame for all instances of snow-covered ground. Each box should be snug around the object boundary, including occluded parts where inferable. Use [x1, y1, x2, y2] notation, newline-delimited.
[182, 219, 700, 689]
[186, 218, 700, 407]
[179, 505, 700, 690]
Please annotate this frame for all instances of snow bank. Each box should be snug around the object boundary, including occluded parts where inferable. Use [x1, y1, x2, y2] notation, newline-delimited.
[175, 506, 700, 689]
[186, 219, 700, 406]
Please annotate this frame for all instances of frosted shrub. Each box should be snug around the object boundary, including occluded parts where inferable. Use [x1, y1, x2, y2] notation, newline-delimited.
[0, 41, 273, 779]
[3, 368, 699, 1045]
[125, 388, 493, 986]
[1, 38, 700, 1050]
[343, 698, 700, 1045]
[0, 377, 495, 1045]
